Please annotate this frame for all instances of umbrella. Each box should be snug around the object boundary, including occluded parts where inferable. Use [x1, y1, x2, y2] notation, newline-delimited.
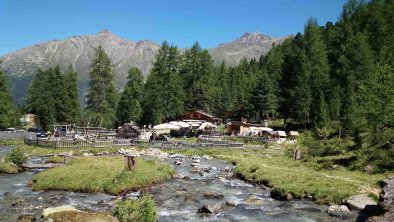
[153, 123, 181, 130]
[198, 122, 217, 130]
[169, 121, 190, 128]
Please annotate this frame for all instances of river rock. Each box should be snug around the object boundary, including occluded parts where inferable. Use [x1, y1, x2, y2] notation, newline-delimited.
[224, 166, 232, 172]
[59, 151, 73, 156]
[345, 194, 378, 212]
[379, 177, 394, 212]
[145, 148, 161, 156]
[82, 152, 94, 156]
[244, 195, 264, 205]
[192, 159, 200, 163]
[203, 155, 212, 160]
[42, 205, 82, 218]
[198, 204, 222, 214]
[328, 205, 352, 219]
[203, 192, 224, 199]
[17, 213, 35, 222]
[174, 160, 183, 165]
[190, 162, 200, 167]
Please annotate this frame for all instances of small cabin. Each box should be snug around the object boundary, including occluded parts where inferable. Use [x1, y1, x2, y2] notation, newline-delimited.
[177, 110, 219, 124]
[225, 121, 261, 136]
[116, 123, 141, 139]
[288, 131, 300, 140]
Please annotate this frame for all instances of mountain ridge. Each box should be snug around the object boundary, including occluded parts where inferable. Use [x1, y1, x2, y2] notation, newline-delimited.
[0, 30, 286, 103]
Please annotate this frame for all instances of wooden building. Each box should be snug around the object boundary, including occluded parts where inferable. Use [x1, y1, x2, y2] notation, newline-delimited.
[116, 123, 141, 139]
[288, 131, 300, 140]
[177, 110, 219, 124]
[225, 121, 261, 135]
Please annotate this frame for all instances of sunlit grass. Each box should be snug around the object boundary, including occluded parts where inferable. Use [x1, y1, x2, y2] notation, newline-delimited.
[31, 156, 174, 195]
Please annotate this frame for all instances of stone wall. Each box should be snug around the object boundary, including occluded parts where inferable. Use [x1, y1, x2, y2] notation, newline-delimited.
[0, 132, 36, 140]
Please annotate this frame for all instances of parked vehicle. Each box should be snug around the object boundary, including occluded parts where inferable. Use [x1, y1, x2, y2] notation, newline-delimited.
[16, 129, 26, 133]
[27, 128, 48, 137]
[54, 128, 67, 137]
[5, 128, 16, 132]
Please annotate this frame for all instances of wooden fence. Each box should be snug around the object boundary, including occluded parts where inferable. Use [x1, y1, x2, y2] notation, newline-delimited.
[24, 138, 244, 149]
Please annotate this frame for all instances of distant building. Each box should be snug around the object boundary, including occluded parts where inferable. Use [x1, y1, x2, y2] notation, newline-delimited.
[288, 131, 300, 140]
[225, 121, 261, 135]
[116, 123, 141, 139]
[177, 110, 219, 124]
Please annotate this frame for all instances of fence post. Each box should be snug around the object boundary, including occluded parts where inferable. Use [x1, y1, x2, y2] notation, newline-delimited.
[124, 154, 136, 171]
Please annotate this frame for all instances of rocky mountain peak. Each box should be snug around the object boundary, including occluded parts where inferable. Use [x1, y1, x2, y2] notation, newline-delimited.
[237, 32, 272, 43]
[98, 29, 112, 36]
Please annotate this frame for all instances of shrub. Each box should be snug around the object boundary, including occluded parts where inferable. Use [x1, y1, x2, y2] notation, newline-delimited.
[352, 146, 394, 173]
[306, 138, 354, 157]
[113, 194, 157, 222]
[5, 148, 28, 166]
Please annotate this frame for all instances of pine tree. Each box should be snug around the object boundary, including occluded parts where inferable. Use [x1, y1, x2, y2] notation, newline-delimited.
[64, 64, 80, 123]
[0, 66, 15, 129]
[86, 46, 118, 128]
[210, 61, 230, 117]
[251, 70, 278, 121]
[315, 92, 330, 128]
[116, 67, 144, 126]
[180, 42, 215, 111]
[53, 65, 68, 123]
[142, 42, 184, 125]
[304, 18, 330, 127]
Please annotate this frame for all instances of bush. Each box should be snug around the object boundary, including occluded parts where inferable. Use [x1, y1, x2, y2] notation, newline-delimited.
[113, 194, 157, 222]
[352, 146, 394, 173]
[306, 138, 354, 157]
[5, 148, 28, 166]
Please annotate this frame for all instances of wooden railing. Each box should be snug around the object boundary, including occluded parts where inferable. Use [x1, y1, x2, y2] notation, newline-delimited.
[24, 138, 244, 149]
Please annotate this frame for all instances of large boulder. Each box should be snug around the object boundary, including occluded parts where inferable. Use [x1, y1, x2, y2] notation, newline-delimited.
[328, 205, 353, 219]
[379, 178, 394, 212]
[42, 205, 81, 218]
[345, 194, 378, 212]
[198, 204, 222, 214]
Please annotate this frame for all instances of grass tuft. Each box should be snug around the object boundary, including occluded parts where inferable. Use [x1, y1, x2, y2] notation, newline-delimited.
[47, 211, 118, 222]
[0, 161, 19, 174]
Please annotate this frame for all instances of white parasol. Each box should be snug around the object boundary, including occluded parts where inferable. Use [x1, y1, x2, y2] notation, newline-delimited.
[153, 123, 181, 130]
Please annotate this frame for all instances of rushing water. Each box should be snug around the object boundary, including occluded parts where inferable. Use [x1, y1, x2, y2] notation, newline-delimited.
[0, 145, 350, 221]
[150, 156, 345, 222]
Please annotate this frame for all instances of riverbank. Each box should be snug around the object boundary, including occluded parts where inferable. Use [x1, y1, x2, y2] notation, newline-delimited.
[167, 146, 393, 205]
[0, 161, 18, 174]
[31, 156, 174, 195]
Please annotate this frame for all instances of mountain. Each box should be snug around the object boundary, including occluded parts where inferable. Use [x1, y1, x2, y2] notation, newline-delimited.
[209, 32, 285, 66]
[0, 30, 285, 104]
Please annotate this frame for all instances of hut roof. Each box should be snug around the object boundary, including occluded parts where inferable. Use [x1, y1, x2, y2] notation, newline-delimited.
[289, 131, 299, 136]
[277, 131, 287, 137]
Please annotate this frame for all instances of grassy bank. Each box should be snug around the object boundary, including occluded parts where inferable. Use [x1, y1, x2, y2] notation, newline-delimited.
[31, 156, 174, 195]
[0, 161, 18, 174]
[168, 147, 392, 204]
[0, 139, 24, 146]
[15, 143, 121, 156]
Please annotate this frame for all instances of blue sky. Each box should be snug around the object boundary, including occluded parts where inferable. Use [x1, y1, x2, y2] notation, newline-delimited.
[0, 0, 347, 56]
